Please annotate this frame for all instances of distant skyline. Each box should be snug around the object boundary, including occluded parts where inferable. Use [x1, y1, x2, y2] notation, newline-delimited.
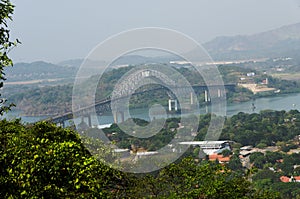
[9, 0, 300, 63]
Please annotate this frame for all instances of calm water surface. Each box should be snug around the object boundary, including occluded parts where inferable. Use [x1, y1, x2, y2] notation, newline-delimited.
[3, 93, 300, 125]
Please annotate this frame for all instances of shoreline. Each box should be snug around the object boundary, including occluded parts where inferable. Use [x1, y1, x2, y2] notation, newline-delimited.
[11, 91, 300, 118]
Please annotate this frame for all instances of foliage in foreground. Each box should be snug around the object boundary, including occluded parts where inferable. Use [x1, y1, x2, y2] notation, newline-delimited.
[0, 0, 19, 115]
[0, 120, 127, 198]
[128, 157, 279, 198]
[0, 119, 279, 198]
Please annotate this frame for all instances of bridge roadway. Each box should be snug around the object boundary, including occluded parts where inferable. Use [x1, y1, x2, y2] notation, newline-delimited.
[46, 84, 236, 127]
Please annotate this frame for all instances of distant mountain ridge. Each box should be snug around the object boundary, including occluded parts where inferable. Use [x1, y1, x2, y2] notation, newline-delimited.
[5, 61, 77, 82]
[5, 55, 176, 83]
[203, 22, 300, 60]
[7, 22, 300, 83]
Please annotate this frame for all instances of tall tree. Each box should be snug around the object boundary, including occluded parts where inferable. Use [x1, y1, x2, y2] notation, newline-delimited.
[0, 0, 19, 115]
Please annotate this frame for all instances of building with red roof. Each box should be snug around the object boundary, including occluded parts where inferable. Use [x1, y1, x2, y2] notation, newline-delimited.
[280, 176, 300, 183]
[209, 154, 231, 163]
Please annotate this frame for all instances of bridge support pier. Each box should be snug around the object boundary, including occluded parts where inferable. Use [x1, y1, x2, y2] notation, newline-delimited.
[190, 92, 194, 105]
[113, 111, 125, 123]
[204, 89, 223, 102]
[113, 112, 118, 123]
[120, 111, 124, 123]
[204, 90, 209, 102]
[87, 115, 92, 127]
[168, 99, 178, 111]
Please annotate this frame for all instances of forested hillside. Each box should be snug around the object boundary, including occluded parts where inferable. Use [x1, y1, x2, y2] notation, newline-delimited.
[0, 119, 279, 198]
[5, 61, 77, 82]
[4, 109, 300, 197]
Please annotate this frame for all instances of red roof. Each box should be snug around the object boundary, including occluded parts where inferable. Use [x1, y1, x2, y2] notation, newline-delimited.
[294, 176, 300, 181]
[209, 154, 231, 162]
[280, 176, 290, 183]
[280, 176, 300, 182]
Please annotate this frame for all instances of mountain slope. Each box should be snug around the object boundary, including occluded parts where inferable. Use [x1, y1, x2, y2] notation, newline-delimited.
[203, 22, 300, 60]
[5, 61, 77, 82]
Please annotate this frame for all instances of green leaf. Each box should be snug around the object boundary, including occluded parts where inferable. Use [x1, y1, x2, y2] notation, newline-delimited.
[21, 190, 27, 195]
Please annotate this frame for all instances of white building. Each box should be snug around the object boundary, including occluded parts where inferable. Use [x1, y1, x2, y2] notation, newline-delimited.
[179, 141, 232, 155]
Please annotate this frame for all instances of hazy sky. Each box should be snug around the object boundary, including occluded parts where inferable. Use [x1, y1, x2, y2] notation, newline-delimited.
[8, 0, 300, 63]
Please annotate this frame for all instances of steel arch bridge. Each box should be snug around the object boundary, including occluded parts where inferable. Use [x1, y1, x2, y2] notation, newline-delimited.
[45, 68, 234, 127]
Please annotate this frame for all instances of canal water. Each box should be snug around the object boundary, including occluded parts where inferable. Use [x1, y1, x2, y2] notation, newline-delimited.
[3, 92, 300, 125]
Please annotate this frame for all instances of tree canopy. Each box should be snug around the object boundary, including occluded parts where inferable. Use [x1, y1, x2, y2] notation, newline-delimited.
[0, 0, 19, 115]
[0, 119, 280, 198]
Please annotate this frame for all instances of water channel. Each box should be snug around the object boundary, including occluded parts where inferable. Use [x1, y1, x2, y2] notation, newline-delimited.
[3, 93, 300, 125]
